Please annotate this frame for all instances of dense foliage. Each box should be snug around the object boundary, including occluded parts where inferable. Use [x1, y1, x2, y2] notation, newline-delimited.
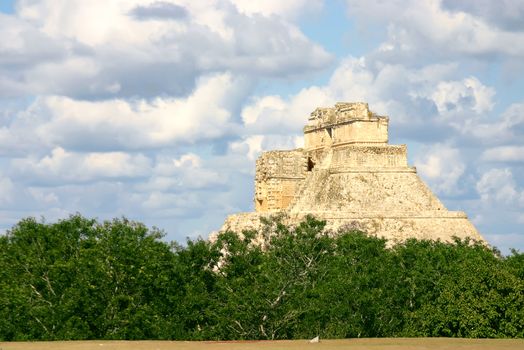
[0, 215, 523, 340]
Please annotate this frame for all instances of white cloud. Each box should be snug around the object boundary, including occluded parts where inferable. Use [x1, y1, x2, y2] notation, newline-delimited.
[441, 0, 524, 32]
[173, 153, 201, 168]
[240, 56, 495, 137]
[242, 86, 333, 134]
[415, 144, 466, 195]
[18, 0, 184, 46]
[231, 0, 323, 19]
[470, 103, 524, 144]
[474, 167, 524, 253]
[27, 73, 242, 151]
[482, 146, 524, 162]
[143, 153, 226, 191]
[430, 77, 495, 115]
[240, 57, 448, 136]
[142, 191, 204, 213]
[345, 0, 524, 62]
[0, 175, 15, 207]
[129, 2, 188, 21]
[11, 147, 152, 184]
[0, 13, 71, 97]
[476, 168, 521, 204]
[242, 96, 287, 125]
[27, 188, 60, 207]
[0, 13, 66, 66]
[0, 177, 63, 212]
[229, 135, 264, 161]
[0, 73, 242, 157]
[7, 0, 332, 99]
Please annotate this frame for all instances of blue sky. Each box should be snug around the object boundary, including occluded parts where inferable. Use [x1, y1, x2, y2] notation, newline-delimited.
[0, 0, 523, 253]
[0, 1, 14, 14]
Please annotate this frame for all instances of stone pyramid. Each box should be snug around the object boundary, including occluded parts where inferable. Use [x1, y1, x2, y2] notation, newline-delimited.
[221, 102, 484, 243]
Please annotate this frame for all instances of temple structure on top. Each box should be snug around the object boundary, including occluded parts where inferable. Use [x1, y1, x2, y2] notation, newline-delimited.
[220, 102, 484, 244]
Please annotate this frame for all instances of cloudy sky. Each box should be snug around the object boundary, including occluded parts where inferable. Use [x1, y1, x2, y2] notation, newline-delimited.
[1, 0, 523, 253]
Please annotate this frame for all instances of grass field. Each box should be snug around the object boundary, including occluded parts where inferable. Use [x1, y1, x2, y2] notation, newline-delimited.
[1, 338, 524, 350]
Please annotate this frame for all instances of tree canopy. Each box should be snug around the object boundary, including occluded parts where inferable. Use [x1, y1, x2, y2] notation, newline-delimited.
[0, 214, 522, 340]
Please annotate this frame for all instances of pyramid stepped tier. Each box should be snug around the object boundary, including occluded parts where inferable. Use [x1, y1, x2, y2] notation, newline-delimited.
[220, 102, 485, 244]
[222, 211, 480, 244]
[289, 170, 445, 213]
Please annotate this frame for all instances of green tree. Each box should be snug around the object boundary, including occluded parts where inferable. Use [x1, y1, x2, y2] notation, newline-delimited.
[205, 216, 335, 340]
[171, 237, 221, 340]
[0, 215, 183, 340]
[399, 240, 524, 338]
[311, 230, 395, 338]
[2, 214, 524, 340]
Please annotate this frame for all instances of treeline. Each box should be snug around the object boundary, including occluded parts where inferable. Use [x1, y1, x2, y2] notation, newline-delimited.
[0, 215, 523, 341]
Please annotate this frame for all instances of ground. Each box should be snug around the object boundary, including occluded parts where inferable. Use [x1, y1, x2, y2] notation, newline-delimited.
[1, 338, 524, 350]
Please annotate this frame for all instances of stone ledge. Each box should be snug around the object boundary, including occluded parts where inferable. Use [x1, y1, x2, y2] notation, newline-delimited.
[328, 167, 417, 173]
[304, 118, 386, 133]
[289, 210, 468, 219]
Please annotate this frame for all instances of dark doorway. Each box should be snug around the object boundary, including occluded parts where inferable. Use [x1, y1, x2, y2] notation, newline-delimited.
[307, 157, 315, 171]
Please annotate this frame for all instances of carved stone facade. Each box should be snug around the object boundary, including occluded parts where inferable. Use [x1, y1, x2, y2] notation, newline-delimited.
[221, 102, 485, 244]
[254, 150, 307, 212]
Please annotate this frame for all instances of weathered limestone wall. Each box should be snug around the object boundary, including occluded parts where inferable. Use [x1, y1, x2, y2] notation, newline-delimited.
[304, 102, 389, 151]
[219, 102, 485, 245]
[304, 128, 333, 150]
[289, 170, 446, 213]
[254, 150, 306, 212]
[304, 120, 389, 150]
[331, 119, 388, 146]
[222, 212, 482, 244]
[330, 145, 407, 169]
